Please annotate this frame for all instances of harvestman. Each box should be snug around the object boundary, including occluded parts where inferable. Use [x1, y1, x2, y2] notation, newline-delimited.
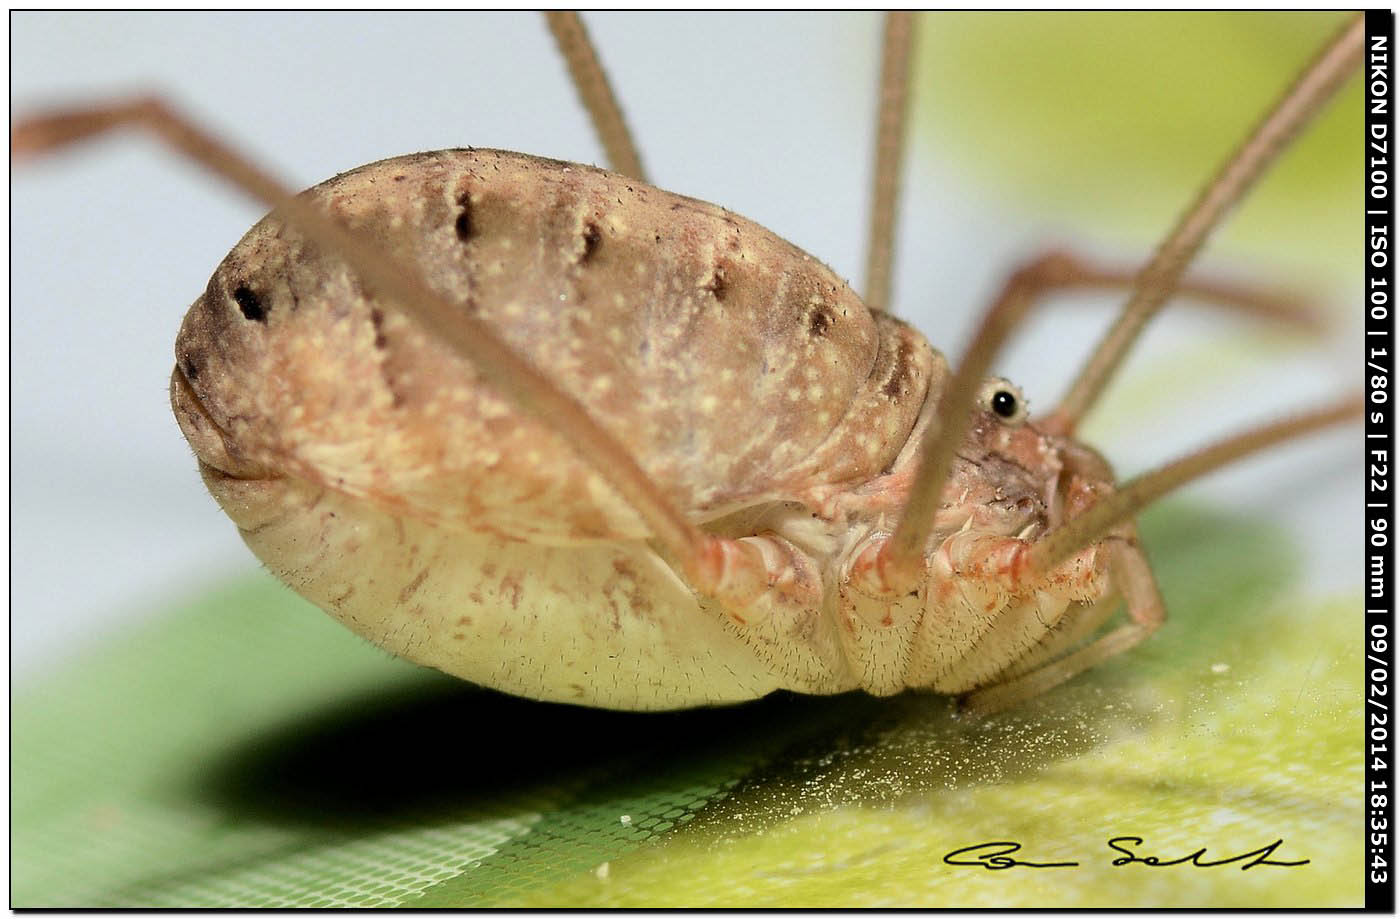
[12, 14, 1363, 713]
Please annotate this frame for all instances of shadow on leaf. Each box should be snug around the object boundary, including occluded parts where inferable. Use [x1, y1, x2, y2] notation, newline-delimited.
[191, 504, 1294, 840]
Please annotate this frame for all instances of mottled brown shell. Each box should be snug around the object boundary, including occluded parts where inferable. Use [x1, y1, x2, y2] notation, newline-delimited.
[176, 149, 937, 542]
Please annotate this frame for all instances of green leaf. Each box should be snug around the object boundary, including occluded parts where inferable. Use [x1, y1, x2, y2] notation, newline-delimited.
[13, 503, 1361, 906]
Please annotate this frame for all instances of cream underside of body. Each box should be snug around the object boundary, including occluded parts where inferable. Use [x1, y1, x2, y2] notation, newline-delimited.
[211, 461, 1103, 709]
[218, 473, 864, 710]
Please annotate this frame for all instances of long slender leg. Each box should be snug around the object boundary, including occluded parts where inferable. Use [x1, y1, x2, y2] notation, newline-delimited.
[1026, 392, 1361, 575]
[845, 247, 1328, 596]
[545, 12, 647, 182]
[874, 16, 1364, 596]
[862, 11, 915, 314]
[993, 591, 1125, 683]
[854, 381, 1359, 603]
[870, 251, 1099, 597]
[961, 540, 1164, 715]
[1047, 13, 1364, 435]
[10, 97, 785, 607]
[854, 387, 1356, 707]
[1027, 252, 1330, 332]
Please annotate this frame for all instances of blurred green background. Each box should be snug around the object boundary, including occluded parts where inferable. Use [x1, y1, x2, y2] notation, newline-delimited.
[13, 505, 1361, 906]
[916, 11, 1359, 285]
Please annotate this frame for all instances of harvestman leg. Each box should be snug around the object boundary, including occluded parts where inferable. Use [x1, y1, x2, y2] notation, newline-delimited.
[992, 250, 1330, 331]
[1047, 14, 1367, 437]
[857, 13, 1326, 328]
[11, 16, 1366, 711]
[864, 11, 915, 314]
[545, 12, 647, 183]
[10, 99, 817, 623]
[960, 542, 1165, 714]
[901, 388, 1358, 714]
[537, 8, 1340, 645]
[873, 14, 1365, 596]
[549, 10, 921, 315]
[14, 13, 920, 633]
[852, 15, 1365, 709]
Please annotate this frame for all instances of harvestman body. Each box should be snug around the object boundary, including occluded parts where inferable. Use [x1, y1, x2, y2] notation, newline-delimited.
[13, 14, 1364, 713]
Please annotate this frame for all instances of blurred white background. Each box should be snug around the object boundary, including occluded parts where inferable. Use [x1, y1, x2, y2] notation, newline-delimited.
[11, 12, 1359, 682]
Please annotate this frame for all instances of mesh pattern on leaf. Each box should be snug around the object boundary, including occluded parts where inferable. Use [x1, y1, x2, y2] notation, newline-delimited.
[13, 506, 1363, 907]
